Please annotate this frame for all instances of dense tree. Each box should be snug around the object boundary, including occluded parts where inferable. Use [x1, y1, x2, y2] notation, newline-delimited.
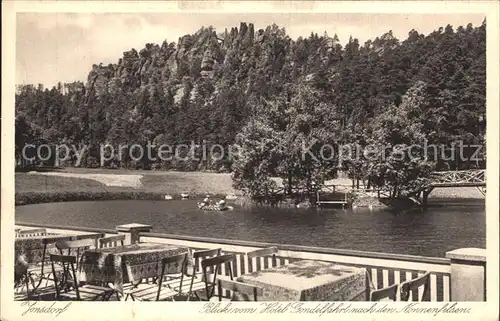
[15, 21, 486, 196]
[366, 81, 437, 198]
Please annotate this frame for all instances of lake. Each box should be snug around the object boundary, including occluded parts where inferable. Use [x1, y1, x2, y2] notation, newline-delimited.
[15, 199, 486, 258]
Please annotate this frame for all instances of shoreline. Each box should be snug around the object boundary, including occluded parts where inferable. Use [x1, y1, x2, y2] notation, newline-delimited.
[15, 191, 230, 206]
[15, 192, 485, 207]
[15, 170, 485, 206]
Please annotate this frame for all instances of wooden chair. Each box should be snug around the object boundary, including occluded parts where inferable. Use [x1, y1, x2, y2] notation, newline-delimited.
[14, 258, 31, 300]
[217, 279, 263, 301]
[55, 239, 95, 268]
[50, 254, 116, 301]
[99, 235, 125, 248]
[199, 254, 236, 300]
[370, 283, 399, 301]
[400, 272, 431, 301]
[124, 253, 188, 301]
[17, 228, 47, 238]
[177, 248, 221, 299]
[246, 246, 278, 270]
[24, 237, 70, 292]
[193, 248, 222, 273]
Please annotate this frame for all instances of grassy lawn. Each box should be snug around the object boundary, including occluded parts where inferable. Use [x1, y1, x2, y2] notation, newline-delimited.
[16, 173, 111, 193]
[15, 170, 237, 195]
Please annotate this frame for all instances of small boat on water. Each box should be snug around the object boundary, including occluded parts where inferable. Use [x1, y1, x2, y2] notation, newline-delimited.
[225, 194, 238, 200]
[164, 195, 173, 200]
[180, 193, 189, 199]
[197, 202, 234, 211]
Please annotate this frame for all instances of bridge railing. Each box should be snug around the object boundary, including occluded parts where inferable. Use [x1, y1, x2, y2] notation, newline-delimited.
[430, 169, 486, 186]
[14, 221, 487, 302]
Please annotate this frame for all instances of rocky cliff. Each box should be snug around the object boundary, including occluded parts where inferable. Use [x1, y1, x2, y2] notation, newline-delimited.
[85, 23, 262, 102]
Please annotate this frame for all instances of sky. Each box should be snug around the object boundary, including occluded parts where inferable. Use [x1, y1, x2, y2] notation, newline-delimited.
[16, 13, 485, 88]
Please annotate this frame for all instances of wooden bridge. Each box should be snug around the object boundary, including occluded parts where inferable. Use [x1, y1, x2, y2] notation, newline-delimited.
[318, 169, 486, 208]
[429, 169, 485, 188]
[374, 169, 486, 208]
[420, 169, 486, 207]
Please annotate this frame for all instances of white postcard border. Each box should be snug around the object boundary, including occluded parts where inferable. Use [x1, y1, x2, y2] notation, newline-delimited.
[2, 1, 499, 321]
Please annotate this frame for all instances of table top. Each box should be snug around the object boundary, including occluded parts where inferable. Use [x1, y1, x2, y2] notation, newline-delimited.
[15, 235, 75, 251]
[238, 260, 366, 291]
[15, 233, 102, 265]
[79, 242, 191, 287]
[81, 242, 191, 267]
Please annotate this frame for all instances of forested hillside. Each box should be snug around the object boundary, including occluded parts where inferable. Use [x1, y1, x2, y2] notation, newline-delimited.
[15, 20, 486, 194]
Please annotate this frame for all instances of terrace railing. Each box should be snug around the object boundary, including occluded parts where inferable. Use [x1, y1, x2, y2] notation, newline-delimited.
[15, 221, 487, 302]
[139, 232, 451, 302]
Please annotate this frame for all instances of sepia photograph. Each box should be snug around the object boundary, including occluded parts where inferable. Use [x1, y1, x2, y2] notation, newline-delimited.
[2, 1, 499, 320]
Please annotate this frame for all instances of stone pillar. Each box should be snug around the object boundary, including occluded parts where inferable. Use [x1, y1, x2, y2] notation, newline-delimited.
[445, 248, 487, 301]
[116, 223, 153, 245]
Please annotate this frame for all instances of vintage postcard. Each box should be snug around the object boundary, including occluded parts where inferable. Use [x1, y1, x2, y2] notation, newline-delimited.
[1, 1, 499, 321]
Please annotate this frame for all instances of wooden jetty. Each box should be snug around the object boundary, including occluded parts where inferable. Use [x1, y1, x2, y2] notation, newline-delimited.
[316, 184, 350, 208]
